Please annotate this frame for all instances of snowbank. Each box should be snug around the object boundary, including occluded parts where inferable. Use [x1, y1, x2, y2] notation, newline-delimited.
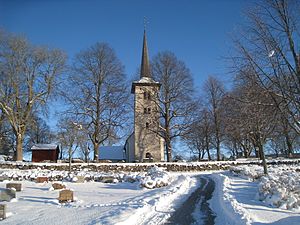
[230, 164, 300, 211]
[258, 172, 300, 210]
[209, 173, 252, 225]
[140, 166, 171, 189]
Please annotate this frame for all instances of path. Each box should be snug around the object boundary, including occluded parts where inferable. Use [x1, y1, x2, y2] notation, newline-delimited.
[164, 175, 216, 225]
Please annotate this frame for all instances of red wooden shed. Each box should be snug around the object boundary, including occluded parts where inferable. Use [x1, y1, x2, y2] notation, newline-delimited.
[31, 144, 60, 162]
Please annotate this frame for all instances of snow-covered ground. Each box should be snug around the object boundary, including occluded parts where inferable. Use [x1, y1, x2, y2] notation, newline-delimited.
[0, 167, 199, 225]
[1, 164, 300, 224]
[210, 164, 300, 225]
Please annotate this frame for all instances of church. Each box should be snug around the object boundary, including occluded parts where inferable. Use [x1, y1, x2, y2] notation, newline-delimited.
[124, 30, 165, 162]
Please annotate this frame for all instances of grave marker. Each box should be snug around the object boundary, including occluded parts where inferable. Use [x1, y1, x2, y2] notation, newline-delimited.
[36, 177, 48, 183]
[0, 189, 16, 201]
[6, 183, 22, 192]
[52, 183, 66, 190]
[0, 204, 6, 220]
[58, 189, 73, 203]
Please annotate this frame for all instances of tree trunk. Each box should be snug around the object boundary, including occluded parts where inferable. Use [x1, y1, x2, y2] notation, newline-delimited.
[216, 137, 221, 161]
[85, 152, 88, 163]
[206, 147, 211, 160]
[284, 131, 293, 157]
[165, 108, 172, 162]
[165, 139, 172, 162]
[68, 148, 72, 173]
[258, 144, 268, 175]
[93, 142, 99, 161]
[59, 144, 63, 159]
[16, 133, 23, 161]
[205, 137, 211, 160]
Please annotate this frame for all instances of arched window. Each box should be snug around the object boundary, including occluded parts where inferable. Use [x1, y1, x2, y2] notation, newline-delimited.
[144, 108, 151, 114]
[146, 152, 152, 158]
[144, 91, 151, 100]
[145, 122, 149, 128]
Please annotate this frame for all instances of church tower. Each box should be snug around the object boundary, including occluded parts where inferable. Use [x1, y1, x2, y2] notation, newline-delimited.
[130, 30, 164, 162]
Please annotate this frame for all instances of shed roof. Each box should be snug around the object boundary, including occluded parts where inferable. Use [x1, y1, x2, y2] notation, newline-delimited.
[31, 144, 59, 151]
[99, 146, 125, 160]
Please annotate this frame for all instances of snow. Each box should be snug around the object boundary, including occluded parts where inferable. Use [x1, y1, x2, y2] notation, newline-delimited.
[0, 171, 197, 225]
[140, 166, 171, 189]
[31, 144, 58, 151]
[135, 77, 159, 84]
[258, 173, 300, 210]
[230, 164, 300, 211]
[0, 155, 6, 162]
[0, 162, 300, 224]
[268, 50, 275, 57]
[209, 165, 300, 225]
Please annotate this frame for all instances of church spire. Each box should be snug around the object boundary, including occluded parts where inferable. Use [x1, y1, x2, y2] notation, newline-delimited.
[140, 29, 151, 78]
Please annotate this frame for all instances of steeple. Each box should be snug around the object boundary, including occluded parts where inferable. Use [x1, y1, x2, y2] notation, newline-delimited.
[140, 30, 151, 78]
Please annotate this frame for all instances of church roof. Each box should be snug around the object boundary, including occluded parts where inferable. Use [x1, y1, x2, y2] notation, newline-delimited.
[99, 146, 125, 160]
[131, 29, 161, 93]
[31, 144, 59, 151]
[140, 30, 151, 78]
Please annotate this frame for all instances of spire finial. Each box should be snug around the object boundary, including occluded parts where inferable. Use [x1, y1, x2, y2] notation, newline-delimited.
[143, 16, 148, 31]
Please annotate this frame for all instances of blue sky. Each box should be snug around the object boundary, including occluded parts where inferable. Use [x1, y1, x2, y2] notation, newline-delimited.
[0, 0, 251, 87]
[0, 0, 252, 157]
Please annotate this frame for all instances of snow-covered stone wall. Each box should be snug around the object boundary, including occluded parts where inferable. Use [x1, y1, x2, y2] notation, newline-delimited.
[0, 159, 299, 172]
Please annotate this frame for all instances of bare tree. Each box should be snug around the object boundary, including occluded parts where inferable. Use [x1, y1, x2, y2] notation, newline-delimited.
[0, 110, 12, 156]
[0, 31, 66, 161]
[151, 51, 196, 162]
[25, 115, 53, 148]
[223, 92, 254, 159]
[232, 0, 300, 136]
[184, 108, 213, 161]
[203, 76, 225, 161]
[79, 141, 91, 163]
[62, 43, 129, 161]
[228, 73, 277, 174]
[57, 116, 83, 172]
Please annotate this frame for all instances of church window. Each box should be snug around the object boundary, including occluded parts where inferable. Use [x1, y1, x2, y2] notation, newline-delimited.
[144, 91, 151, 100]
[146, 122, 149, 128]
[144, 108, 151, 114]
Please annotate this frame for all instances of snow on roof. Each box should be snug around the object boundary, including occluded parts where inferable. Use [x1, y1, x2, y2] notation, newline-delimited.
[135, 77, 160, 84]
[99, 146, 125, 160]
[31, 144, 58, 151]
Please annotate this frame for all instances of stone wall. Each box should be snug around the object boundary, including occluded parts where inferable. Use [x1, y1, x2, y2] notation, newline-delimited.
[0, 159, 298, 172]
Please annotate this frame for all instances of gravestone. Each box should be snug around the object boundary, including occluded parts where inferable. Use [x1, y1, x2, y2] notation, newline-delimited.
[0, 204, 6, 220]
[52, 183, 66, 190]
[6, 183, 22, 192]
[0, 188, 16, 201]
[36, 177, 48, 183]
[58, 189, 73, 203]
